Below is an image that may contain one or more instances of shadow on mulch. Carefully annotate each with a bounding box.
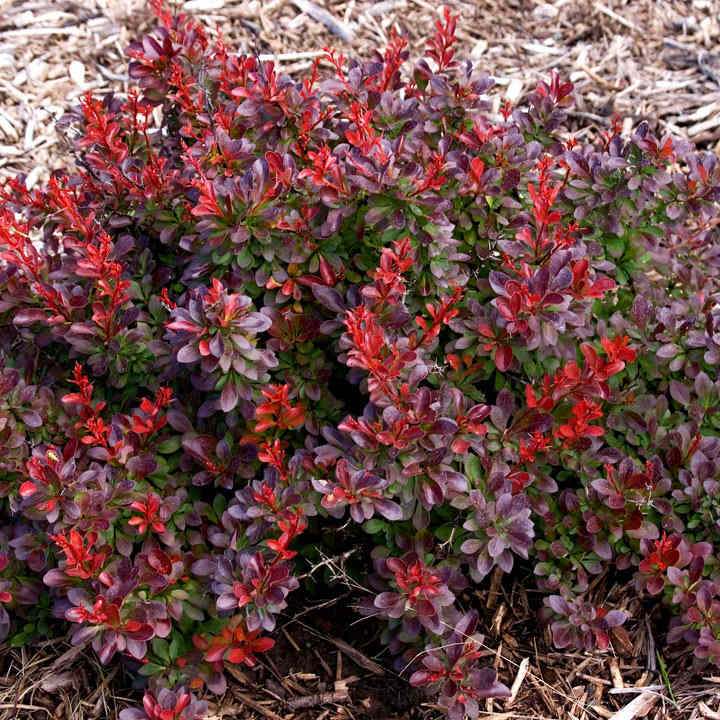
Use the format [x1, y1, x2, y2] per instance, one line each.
[0, 569, 714, 720]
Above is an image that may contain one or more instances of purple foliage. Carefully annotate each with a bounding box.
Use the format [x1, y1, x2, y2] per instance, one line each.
[1, 3, 720, 718]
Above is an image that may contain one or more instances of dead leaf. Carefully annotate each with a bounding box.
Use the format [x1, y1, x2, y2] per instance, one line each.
[40, 671, 76, 692]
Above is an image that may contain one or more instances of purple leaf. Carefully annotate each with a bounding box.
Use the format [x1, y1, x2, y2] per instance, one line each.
[657, 343, 680, 359]
[604, 610, 627, 627]
[220, 382, 239, 412]
[216, 594, 238, 611]
[177, 344, 201, 363]
[13, 309, 47, 325]
[669, 380, 690, 406]
[374, 499, 403, 521]
[311, 284, 345, 313]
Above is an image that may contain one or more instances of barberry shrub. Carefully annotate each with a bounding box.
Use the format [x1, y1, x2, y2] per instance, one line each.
[1, 3, 720, 717]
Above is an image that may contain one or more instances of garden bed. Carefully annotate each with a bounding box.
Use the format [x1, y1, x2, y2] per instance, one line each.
[1, 2, 720, 720]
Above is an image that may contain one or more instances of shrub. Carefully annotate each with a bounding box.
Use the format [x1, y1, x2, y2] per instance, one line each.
[1, 3, 720, 717]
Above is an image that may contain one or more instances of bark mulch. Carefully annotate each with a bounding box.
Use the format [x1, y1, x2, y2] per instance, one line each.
[1, 0, 720, 185]
[0, 566, 716, 719]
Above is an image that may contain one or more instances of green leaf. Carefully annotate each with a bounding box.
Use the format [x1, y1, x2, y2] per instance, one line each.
[9, 633, 31, 647]
[152, 637, 170, 663]
[364, 519, 386, 534]
[465, 454, 482, 482]
[212, 249, 232, 266]
[139, 662, 166, 677]
[212, 494, 227, 518]
[236, 247, 253, 268]
[157, 436, 182, 454]
[605, 235, 625, 258]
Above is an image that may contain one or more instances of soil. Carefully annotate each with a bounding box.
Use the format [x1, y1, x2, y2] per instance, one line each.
[0, 561, 706, 720]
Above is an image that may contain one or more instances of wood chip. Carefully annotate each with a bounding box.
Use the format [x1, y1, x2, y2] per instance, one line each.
[231, 688, 285, 720]
[505, 78, 524, 103]
[287, 679, 351, 710]
[608, 692, 658, 720]
[487, 565, 504, 610]
[366, 0, 407, 17]
[688, 113, 720, 137]
[594, 2, 641, 33]
[2, 27, 84, 38]
[700, 702, 720, 720]
[0, 111, 19, 142]
[505, 657, 529, 708]
[681, 100, 720, 122]
[326, 636, 384, 675]
[50, 641, 89, 670]
[27, 59, 49, 83]
[69, 61, 86, 86]
[522, 42, 565, 56]
[610, 658, 624, 689]
[291, 0, 354, 42]
[491, 603, 506, 636]
[184, 0, 225, 8]
[529, 670, 561, 717]
[258, 50, 326, 62]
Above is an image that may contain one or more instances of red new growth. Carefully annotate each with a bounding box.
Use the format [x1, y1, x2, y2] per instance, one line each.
[554, 398, 605, 448]
[62, 364, 122, 458]
[131, 388, 173, 436]
[519, 431, 551, 463]
[62, 363, 105, 413]
[0, 555, 10, 604]
[20, 445, 76, 516]
[204, 277, 247, 328]
[413, 152, 449, 195]
[252, 483, 278, 513]
[362, 236, 414, 306]
[639, 532, 681, 573]
[78, 92, 128, 166]
[52, 529, 106, 579]
[191, 176, 226, 218]
[0, 207, 45, 281]
[160, 288, 177, 310]
[344, 305, 415, 404]
[601, 335, 636, 366]
[522, 156, 562, 256]
[298, 145, 348, 196]
[254, 384, 306, 433]
[414, 287, 463, 347]
[388, 557, 442, 606]
[524, 336, 637, 418]
[258, 439, 290, 482]
[535, 70, 573, 106]
[367, 29, 407, 94]
[425, 7, 458, 72]
[200, 623, 275, 666]
[266, 509, 306, 561]
[345, 102, 382, 156]
[129, 493, 166, 534]
[66, 596, 153, 639]
[142, 690, 192, 720]
[570, 258, 616, 300]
